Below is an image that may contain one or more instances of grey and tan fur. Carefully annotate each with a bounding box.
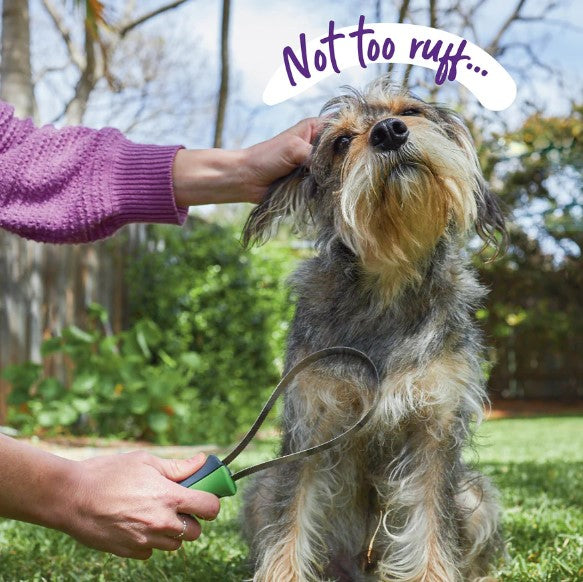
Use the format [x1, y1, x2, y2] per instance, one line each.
[241, 78, 506, 582]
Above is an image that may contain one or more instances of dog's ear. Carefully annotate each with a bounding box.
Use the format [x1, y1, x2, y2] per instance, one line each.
[242, 165, 316, 248]
[475, 179, 508, 257]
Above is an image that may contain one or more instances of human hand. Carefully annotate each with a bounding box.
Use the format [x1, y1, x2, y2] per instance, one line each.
[172, 118, 323, 207]
[59, 452, 219, 560]
[239, 117, 323, 203]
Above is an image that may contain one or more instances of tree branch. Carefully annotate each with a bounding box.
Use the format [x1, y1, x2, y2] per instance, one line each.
[41, 0, 85, 69]
[486, 0, 528, 55]
[388, 0, 412, 75]
[429, 0, 438, 28]
[33, 63, 69, 84]
[213, 0, 230, 148]
[117, 0, 191, 37]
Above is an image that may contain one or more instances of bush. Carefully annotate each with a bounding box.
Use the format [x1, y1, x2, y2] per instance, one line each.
[126, 218, 298, 442]
[4, 312, 204, 443]
[4, 218, 299, 444]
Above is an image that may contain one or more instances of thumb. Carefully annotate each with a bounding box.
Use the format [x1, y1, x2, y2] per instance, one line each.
[157, 453, 208, 482]
[288, 117, 323, 143]
[287, 137, 313, 168]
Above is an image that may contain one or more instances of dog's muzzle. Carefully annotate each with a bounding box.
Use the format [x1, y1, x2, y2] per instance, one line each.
[370, 118, 409, 151]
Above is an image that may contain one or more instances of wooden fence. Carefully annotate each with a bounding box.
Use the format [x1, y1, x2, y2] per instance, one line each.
[0, 226, 144, 423]
[488, 334, 582, 401]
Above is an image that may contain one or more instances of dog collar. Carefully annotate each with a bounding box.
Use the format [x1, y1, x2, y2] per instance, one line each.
[179, 346, 380, 498]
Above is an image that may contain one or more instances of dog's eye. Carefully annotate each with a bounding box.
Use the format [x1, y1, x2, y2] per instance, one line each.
[333, 135, 352, 155]
[400, 108, 422, 116]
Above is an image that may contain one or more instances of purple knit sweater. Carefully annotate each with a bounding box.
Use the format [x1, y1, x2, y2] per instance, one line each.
[0, 102, 187, 244]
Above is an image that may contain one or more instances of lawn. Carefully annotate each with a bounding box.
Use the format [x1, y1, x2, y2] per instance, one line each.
[0, 416, 581, 581]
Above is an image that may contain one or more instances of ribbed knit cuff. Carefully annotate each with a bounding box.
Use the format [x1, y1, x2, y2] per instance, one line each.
[109, 140, 187, 229]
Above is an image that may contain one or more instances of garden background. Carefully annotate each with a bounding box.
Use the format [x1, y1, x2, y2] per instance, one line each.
[0, 0, 581, 580]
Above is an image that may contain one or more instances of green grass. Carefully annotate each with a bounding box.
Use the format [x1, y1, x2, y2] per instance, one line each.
[0, 417, 581, 581]
[474, 417, 583, 581]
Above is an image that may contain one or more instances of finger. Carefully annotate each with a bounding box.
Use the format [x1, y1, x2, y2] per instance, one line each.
[114, 546, 153, 560]
[174, 486, 221, 521]
[287, 138, 313, 167]
[150, 535, 184, 552]
[160, 513, 202, 541]
[307, 117, 326, 142]
[289, 117, 324, 143]
[154, 453, 208, 482]
[181, 514, 203, 541]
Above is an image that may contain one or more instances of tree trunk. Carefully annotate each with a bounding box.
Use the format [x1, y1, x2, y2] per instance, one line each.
[64, 20, 97, 125]
[213, 0, 230, 148]
[0, 0, 41, 425]
[0, 0, 36, 119]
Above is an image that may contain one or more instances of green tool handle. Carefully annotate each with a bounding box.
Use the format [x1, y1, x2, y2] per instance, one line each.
[178, 455, 237, 498]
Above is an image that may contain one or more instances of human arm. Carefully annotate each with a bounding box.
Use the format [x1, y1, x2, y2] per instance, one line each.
[0, 102, 321, 244]
[0, 433, 219, 559]
[0, 102, 187, 244]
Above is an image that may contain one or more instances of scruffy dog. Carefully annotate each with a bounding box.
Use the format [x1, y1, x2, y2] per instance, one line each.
[241, 78, 506, 582]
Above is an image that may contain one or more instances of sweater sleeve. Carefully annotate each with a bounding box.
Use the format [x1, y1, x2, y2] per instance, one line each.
[0, 102, 188, 244]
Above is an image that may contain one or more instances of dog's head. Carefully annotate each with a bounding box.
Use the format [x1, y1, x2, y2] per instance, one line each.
[243, 79, 505, 277]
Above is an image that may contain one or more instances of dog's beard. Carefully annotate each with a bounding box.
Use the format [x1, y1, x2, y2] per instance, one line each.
[336, 129, 480, 274]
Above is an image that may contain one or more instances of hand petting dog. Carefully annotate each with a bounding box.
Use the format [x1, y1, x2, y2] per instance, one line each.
[172, 118, 323, 207]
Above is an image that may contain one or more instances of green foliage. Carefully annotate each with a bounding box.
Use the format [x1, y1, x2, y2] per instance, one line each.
[125, 218, 298, 442]
[500, 106, 582, 254]
[3, 218, 299, 444]
[4, 315, 202, 443]
[475, 104, 583, 399]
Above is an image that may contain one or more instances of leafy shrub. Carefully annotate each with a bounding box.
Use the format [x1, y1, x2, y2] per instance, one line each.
[3, 218, 299, 444]
[126, 218, 298, 441]
[4, 312, 204, 443]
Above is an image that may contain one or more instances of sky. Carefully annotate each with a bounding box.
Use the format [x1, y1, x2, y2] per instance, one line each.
[29, 0, 583, 149]
[158, 0, 583, 146]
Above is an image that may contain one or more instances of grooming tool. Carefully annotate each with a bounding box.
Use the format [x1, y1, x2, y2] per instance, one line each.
[179, 346, 379, 497]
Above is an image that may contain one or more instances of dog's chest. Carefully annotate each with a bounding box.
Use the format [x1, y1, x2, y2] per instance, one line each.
[290, 286, 452, 377]
[288, 254, 482, 376]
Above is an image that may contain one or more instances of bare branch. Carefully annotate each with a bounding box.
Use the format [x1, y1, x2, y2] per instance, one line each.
[486, 0, 527, 55]
[519, 15, 580, 31]
[497, 41, 556, 75]
[402, 63, 414, 89]
[51, 91, 77, 124]
[429, 0, 438, 28]
[388, 0, 411, 75]
[41, 0, 85, 69]
[33, 63, 69, 84]
[448, 0, 489, 45]
[117, 0, 191, 38]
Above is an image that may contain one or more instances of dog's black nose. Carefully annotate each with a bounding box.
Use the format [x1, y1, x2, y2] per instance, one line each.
[370, 118, 409, 151]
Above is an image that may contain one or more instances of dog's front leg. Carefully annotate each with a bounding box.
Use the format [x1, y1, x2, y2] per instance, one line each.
[249, 454, 368, 582]
[375, 423, 462, 582]
[247, 457, 328, 582]
[248, 369, 374, 582]
[372, 354, 482, 582]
